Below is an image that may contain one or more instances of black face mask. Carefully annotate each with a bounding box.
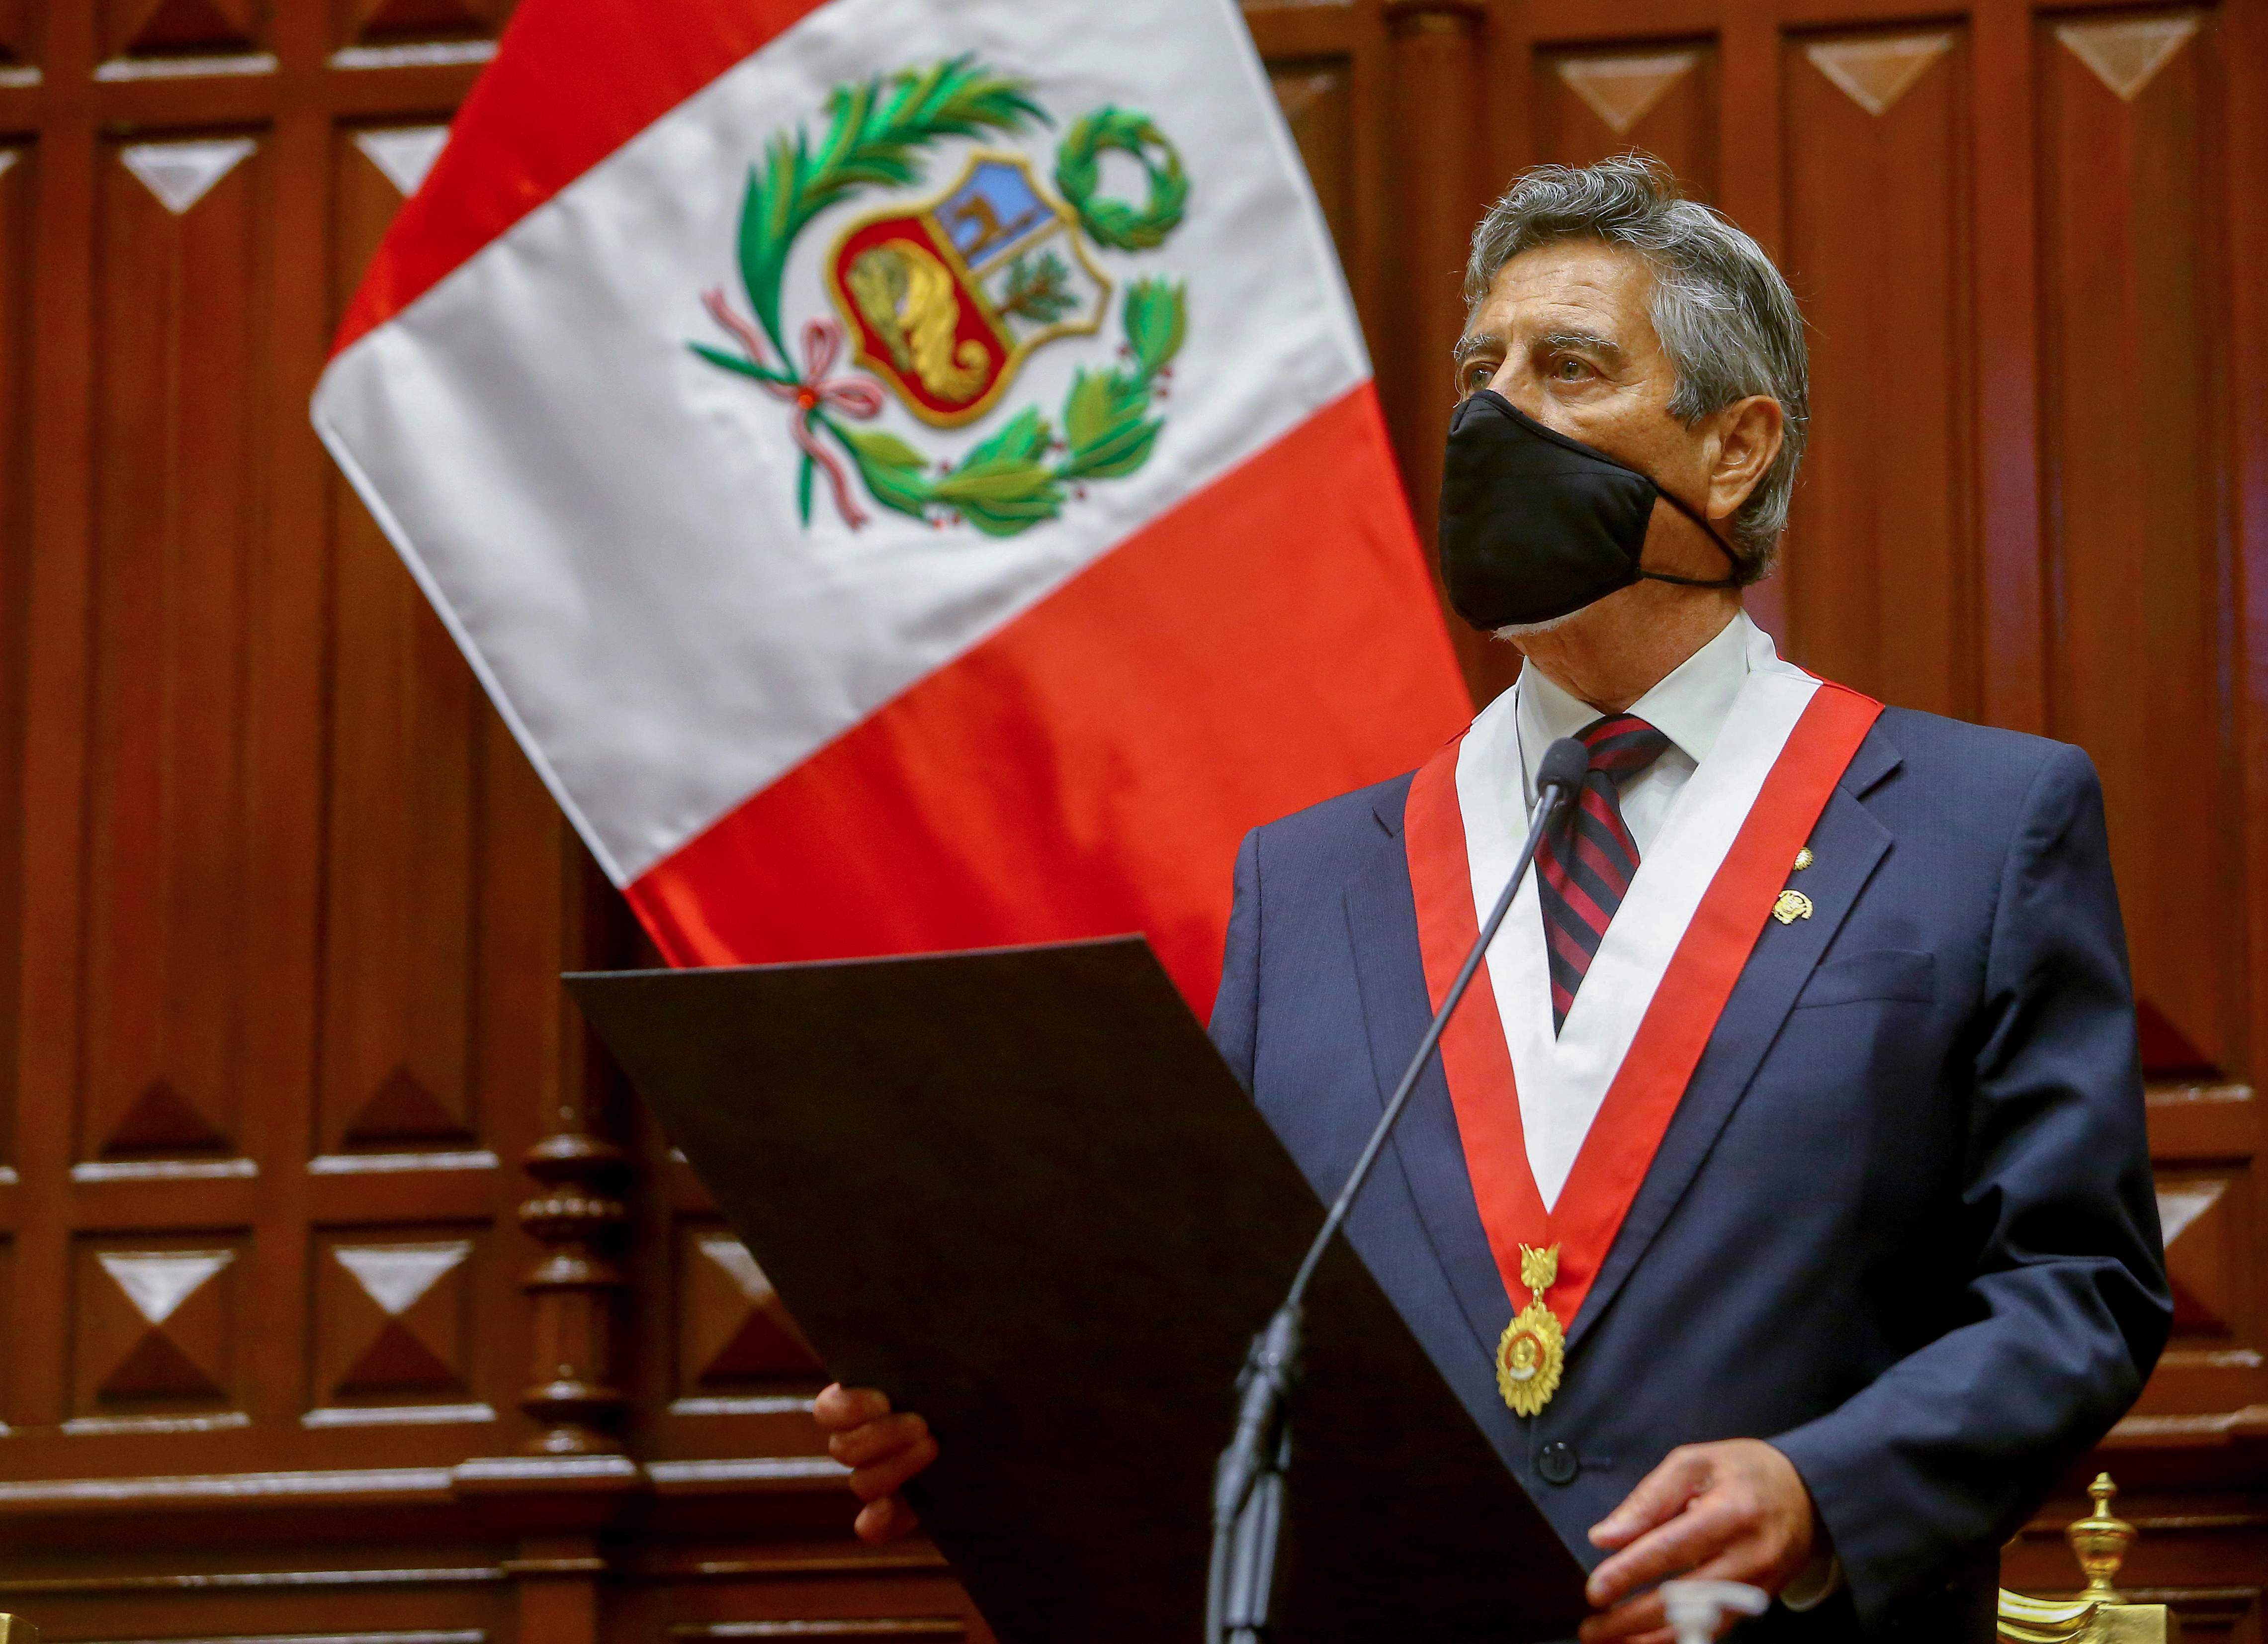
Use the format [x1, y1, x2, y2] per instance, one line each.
[1438, 388, 1741, 630]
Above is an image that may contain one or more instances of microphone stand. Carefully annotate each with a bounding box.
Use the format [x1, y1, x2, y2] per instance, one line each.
[1205, 765, 1580, 1644]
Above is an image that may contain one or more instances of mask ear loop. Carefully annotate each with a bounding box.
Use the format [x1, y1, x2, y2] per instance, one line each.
[1637, 484, 1745, 590]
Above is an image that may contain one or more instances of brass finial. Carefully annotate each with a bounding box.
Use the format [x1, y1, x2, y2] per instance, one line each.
[2067, 1472, 2135, 1601]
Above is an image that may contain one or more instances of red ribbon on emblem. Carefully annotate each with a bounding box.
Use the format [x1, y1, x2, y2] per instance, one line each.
[703, 291, 885, 529]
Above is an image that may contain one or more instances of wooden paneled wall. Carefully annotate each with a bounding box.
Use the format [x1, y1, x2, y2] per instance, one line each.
[0, 0, 2263, 1638]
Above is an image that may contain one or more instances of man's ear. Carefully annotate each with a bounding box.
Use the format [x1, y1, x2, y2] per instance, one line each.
[1707, 395, 1785, 521]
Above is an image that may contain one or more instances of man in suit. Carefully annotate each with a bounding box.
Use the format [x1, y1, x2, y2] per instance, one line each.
[816, 156, 2170, 1641]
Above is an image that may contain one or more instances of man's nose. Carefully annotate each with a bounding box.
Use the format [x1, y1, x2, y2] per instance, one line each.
[1487, 361, 1542, 410]
[1485, 365, 1557, 429]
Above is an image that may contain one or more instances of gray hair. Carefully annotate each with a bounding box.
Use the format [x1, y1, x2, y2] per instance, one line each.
[1463, 155, 1809, 578]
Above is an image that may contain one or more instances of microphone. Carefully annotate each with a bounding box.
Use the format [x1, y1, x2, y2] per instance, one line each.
[1206, 734, 1591, 1644]
[1533, 732, 1593, 809]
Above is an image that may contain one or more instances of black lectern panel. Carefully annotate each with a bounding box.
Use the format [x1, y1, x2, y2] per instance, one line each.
[568, 936, 1587, 1643]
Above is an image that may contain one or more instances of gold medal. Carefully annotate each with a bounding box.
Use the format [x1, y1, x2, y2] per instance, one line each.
[1773, 888, 1814, 924]
[1496, 1244, 1566, 1417]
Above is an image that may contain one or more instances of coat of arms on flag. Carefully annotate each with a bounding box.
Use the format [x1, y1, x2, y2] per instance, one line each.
[692, 57, 1188, 535]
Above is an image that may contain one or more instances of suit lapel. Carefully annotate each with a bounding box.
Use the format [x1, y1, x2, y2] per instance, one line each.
[1341, 792, 1513, 1367]
[1565, 725, 1903, 1353]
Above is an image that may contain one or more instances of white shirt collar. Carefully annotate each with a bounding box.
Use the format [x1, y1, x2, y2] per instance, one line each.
[1512, 609, 1761, 793]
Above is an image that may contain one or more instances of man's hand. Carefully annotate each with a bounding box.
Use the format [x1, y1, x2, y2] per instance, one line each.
[1577, 1439, 1817, 1643]
[813, 1382, 938, 1543]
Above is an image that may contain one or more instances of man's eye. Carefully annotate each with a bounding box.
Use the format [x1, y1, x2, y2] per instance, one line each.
[1460, 362, 1494, 393]
[1554, 357, 1588, 381]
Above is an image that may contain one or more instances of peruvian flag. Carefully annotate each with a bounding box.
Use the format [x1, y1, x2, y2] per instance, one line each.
[314, 0, 1469, 1007]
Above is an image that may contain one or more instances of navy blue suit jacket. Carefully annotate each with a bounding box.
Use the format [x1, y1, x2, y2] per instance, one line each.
[1209, 706, 2171, 1639]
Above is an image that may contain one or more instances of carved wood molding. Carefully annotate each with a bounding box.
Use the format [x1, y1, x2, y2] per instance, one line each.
[0, 1455, 850, 1517]
[0, 1539, 942, 1604]
[0, 1565, 508, 1598]
[2104, 1406, 2268, 1449]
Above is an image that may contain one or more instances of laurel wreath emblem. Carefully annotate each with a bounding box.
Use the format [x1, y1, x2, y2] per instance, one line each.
[1055, 107, 1188, 251]
[693, 55, 1190, 536]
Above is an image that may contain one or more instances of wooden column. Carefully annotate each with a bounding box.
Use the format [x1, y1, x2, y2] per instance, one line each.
[513, 848, 634, 1456]
[1380, 0, 1501, 707]
[1969, 0, 2047, 735]
[452, 849, 640, 1644]
[503, 1535, 611, 1644]
[517, 1125, 633, 1453]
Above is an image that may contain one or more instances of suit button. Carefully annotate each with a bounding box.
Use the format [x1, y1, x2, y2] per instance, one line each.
[1537, 1441, 1579, 1485]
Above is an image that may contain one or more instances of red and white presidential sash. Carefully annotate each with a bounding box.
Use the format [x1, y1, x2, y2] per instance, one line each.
[1404, 655, 1881, 1412]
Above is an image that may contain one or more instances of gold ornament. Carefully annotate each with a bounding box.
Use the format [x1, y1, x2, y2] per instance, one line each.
[1497, 1243, 1565, 1416]
[2068, 1473, 2134, 1601]
[1518, 1245, 1558, 1293]
[1773, 889, 1814, 924]
[1793, 846, 1814, 871]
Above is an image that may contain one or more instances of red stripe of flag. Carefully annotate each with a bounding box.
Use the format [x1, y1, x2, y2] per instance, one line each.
[335, 0, 825, 355]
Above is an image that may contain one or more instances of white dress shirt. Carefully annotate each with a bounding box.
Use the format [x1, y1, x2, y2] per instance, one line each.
[1509, 609, 1758, 847]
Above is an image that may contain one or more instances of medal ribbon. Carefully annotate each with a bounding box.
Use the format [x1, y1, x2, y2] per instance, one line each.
[1404, 682, 1883, 1332]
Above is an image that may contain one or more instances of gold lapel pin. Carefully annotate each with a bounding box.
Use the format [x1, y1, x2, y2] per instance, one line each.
[1793, 846, 1814, 872]
[1773, 889, 1814, 924]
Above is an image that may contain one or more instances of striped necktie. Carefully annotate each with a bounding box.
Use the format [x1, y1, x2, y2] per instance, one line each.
[1535, 714, 1673, 1032]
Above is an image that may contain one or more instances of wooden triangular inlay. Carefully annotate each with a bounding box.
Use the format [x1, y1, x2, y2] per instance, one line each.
[1269, 70, 1338, 128]
[354, 127, 450, 198]
[113, 0, 254, 56]
[2135, 998, 2215, 1077]
[699, 1311, 820, 1382]
[1805, 33, 1955, 116]
[2057, 14, 2197, 101]
[120, 138, 255, 215]
[103, 1078, 230, 1155]
[339, 1317, 461, 1394]
[699, 1233, 770, 1303]
[335, 1240, 469, 1316]
[346, 1065, 466, 1145]
[100, 1249, 233, 1325]
[688, 1233, 819, 1382]
[348, 0, 494, 43]
[1556, 51, 1700, 136]
[2156, 1182, 2220, 1248]
[2155, 1179, 2228, 1330]
[102, 1328, 223, 1400]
